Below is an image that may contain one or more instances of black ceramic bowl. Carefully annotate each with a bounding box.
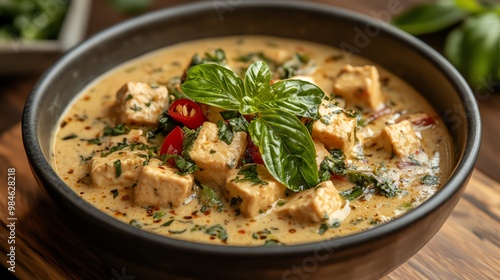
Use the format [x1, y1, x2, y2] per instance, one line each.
[22, 1, 481, 279]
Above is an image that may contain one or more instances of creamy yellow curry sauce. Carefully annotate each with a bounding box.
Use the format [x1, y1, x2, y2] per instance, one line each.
[52, 36, 453, 246]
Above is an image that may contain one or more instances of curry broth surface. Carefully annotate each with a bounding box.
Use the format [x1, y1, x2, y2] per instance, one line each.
[52, 36, 453, 246]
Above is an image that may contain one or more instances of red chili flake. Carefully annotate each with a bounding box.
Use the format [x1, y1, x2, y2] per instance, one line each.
[238, 230, 246, 234]
[203, 210, 211, 216]
[121, 195, 130, 201]
[169, 210, 176, 215]
[146, 209, 154, 216]
[289, 229, 296, 234]
[183, 216, 193, 220]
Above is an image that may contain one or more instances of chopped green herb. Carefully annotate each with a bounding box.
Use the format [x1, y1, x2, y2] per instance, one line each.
[205, 224, 228, 242]
[111, 189, 119, 199]
[160, 154, 199, 175]
[277, 200, 286, 206]
[103, 124, 130, 137]
[199, 184, 224, 212]
[86, 137, 102, 145]
[152, 211, 166, 220]
[216, 116, 249, 145]
[263, 239, 282, 246]
[340, 185, 365, 200]
[131, 104, 143, 112]
[233, 164, 268, 185]
[169, 229, 187, 234]
[407, 154, 422, 166]
[318, 223, 328, 235]
[319, 149, 347, 181]
[346, 169, 398, 198]
[125, 94, 133, 101]
[421, 174, 439, 185]
[161, 219, 175, 227]
[113, 160, 122, 178]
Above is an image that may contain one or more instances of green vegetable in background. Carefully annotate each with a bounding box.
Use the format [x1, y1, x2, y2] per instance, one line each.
[107, 0, 152, 14]
[181, 61, 324, 191]
[0, 0, 69, 41]
[392, 0, 500, 91]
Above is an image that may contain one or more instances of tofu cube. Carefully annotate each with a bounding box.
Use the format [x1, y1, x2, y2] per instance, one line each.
[367, 120, 421, 158]
[189, 122, 247, 190]
[312, 100, 357, 155]
[134, 158, 194, 208]
[333, 65, 384, 110]
[277, 181, 342, 223]
[89, 148, 148, 189]
[225, 164, 286, 218]
[112, 82, 169, 126]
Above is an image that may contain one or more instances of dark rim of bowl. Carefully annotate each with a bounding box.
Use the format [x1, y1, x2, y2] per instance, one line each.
[23, 0, 481, 256]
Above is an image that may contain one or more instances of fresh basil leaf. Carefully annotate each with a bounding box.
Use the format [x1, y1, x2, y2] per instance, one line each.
[248, 109, 318, 191]
[445, 12, 500, 89]
[181, 64, 244, 111]
[258, 80, 324, 119]
[392, 1, 468, 35]
[243, 61, 273, 111]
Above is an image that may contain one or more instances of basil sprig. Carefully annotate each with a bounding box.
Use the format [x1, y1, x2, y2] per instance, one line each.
[392, 0, 500, 90]
[181, 61, 324, 191]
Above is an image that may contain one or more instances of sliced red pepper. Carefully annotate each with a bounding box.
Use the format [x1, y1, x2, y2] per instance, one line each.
[160, 126, 184, 166]
[168, 99, 206, 129]
[247, 135, 264, 165]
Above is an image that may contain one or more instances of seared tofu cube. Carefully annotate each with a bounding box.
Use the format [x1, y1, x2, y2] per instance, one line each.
[277, 181, 342, 223]
[333, 65, 384, 110]
[89, 148, 148, 189]
[189, 122, 247, 190]
[312, 100, 357, 155]
[225, 164, 286, 218]
[134, 159, 194, 208]
[112, 82, 169, 126]
[366, 120, 421, 158]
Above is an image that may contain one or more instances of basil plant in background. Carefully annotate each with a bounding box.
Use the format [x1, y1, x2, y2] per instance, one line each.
[392, 0, 500, 91]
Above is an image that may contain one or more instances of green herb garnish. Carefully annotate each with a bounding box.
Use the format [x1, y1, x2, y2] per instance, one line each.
[421, 174, 440, 185]
[205, 224, 228, 242]
[232, 164, 269, 186]
[111, 189, 119, 199]
[199, 184, 224, 212]
[392, 0, 500, 90]
[113, 160, 122, 178]
[319, 149, 347, 182]
[103, 124, 130, 137]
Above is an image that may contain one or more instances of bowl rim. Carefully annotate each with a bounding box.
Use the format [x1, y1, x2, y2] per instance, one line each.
[22, 0, 481, 256]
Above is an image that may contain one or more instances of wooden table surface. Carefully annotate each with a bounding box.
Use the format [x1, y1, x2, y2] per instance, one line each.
[0, 0, 498, 279]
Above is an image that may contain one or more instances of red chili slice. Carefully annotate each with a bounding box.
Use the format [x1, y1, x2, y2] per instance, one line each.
[247, 135, 264, 165]
[160, 126, 184, 166]
[168, 99, 207, 129]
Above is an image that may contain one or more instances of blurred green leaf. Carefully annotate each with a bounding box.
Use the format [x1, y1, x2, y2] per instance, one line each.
[444, 12, 500, 89]
[107, 0, 152, 14]
[392, 1, 468, 35]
